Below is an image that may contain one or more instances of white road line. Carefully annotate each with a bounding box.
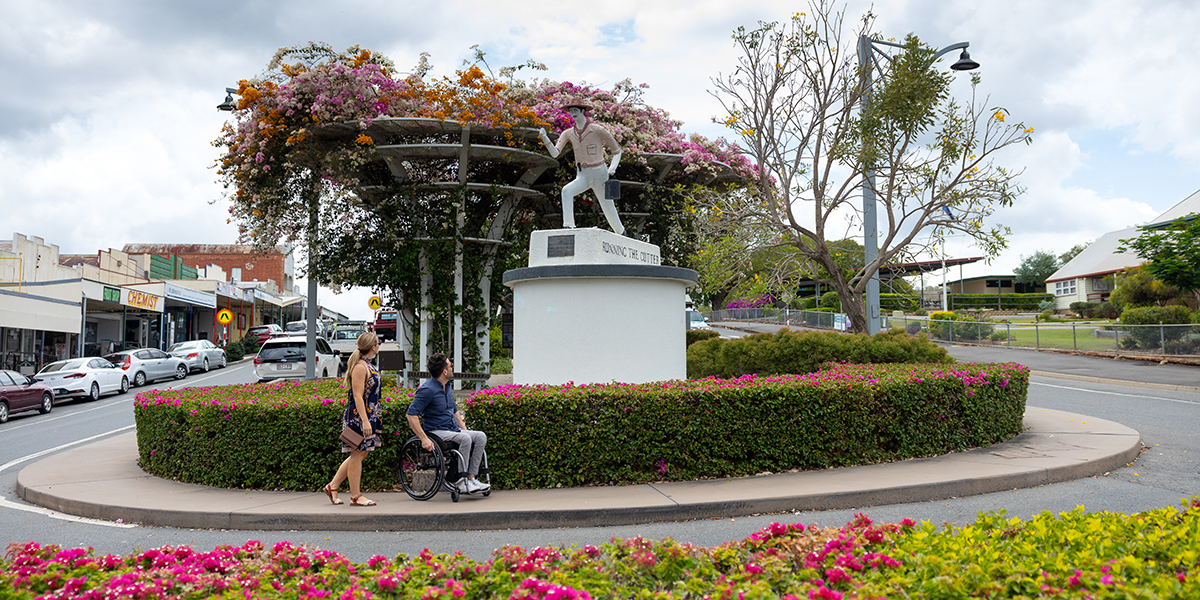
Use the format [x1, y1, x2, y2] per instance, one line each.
[1031, 380, 1200, 405]
[0, 425, 138, 528]
[0, 395, 131, 433]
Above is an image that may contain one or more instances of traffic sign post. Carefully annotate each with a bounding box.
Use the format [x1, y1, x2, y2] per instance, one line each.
[217, 309, 234, 325]
[368, 296, 383, 310]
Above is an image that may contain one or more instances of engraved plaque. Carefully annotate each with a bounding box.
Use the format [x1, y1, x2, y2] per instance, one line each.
[547, 234, 575, 258]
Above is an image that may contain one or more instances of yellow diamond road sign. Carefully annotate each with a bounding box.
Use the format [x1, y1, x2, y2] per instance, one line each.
[217, 309, 234, 325]
[368, 295, 383, 310]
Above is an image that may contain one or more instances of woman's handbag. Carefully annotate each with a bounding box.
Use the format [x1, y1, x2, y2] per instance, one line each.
[340, 426, 364, 449]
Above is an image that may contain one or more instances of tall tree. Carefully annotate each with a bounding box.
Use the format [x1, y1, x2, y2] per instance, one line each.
[1058, 242, 1090, 266]
[706, 1, 1032, 333]
[1118, 215, 1200, 305]
[1013, 250, 1059, 287]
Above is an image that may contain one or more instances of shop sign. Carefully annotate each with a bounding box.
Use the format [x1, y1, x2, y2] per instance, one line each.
[216, 281, 239, 298]
[103, 286, 121, 303]
[122, 288, 163, 312]
[164, 282, 217, 308]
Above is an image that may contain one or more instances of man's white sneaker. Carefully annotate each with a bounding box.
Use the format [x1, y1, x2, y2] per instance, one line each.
[467, 479, 490, 493]
[457, 479, 471, 493]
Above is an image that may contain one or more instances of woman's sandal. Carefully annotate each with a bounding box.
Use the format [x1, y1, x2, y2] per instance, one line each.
[323, 484, 343, 505]
[349, 495, 376, 506]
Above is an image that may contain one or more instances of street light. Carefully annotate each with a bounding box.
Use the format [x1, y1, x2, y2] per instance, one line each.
[857, 36, 979, 335]
[216, 88, 237, 112]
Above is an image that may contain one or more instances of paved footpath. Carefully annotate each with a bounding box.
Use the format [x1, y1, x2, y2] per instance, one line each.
[17, 353, 1150, 531]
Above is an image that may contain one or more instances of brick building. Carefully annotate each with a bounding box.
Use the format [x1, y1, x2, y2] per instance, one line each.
[121, 244, 293, 292]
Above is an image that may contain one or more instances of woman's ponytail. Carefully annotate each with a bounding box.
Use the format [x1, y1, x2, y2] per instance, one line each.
[343, 331, 379, 387]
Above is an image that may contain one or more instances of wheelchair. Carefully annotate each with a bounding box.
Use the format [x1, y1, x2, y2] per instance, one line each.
[398, 433, 490, 502]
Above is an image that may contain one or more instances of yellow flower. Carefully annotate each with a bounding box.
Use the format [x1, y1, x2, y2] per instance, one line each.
[741, 128, 755, 136]
[1024, 127, 1035, 133]
[993, 111, 1006, 123]
[355, 134, 373, 145]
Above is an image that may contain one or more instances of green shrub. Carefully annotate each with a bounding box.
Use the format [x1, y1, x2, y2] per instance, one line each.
[950, 293, 1052, 310]
[686, 328, 952, 379]
[135, 379, 415, 492]
[1037, 299, 1056, 312]
[913, 308, 928, 316]
[1119, 305, 1196, 349]
[928, 312, 995, 341]
[905, 321, 923, 335]
[1096, 300, 1122, 319]
[879, 293, 919, 311]
[686, 329, 720, 346]
[469, 362, 1026, 488]
[989, 331, 1008, 342]
[1069, 301, 1097, 318]
[801, 296, 817, 309]
[819, 290, 841, 310]
[222, 339, 245, 362]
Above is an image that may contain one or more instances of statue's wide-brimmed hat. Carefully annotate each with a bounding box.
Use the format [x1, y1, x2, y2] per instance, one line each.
[561, 98, 593, 112]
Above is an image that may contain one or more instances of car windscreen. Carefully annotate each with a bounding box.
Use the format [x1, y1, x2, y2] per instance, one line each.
[258, 343, 307, 361]
[688, 311, 705, 322]
[102, 353, 129, 364]
[39, 359, 86, 373]
[334, 330, 365, 340]
[285, 323, 306, 331]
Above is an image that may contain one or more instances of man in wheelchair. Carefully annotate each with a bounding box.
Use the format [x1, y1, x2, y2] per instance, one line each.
[405, 353, 490, 494]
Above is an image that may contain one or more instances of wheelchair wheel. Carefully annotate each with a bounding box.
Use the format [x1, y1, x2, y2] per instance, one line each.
[398, 436, 443, 501]
[450, 488, 460, 503]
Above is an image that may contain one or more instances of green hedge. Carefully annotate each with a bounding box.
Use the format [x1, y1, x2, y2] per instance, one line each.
[136, 361, 1024, 492]
[1119, 305, 1196, 349]
[880, 292, 919, 311]
[928, 312, 996, 341]
[467, 362, 1027, 489]
[950, 293, 1052, 310]
[685, 329, 720, 346]
[686, 328, 952, 379]
[135, 380, 415, 492]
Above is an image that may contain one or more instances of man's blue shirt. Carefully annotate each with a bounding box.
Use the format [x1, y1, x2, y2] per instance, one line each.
[407, 377, 459, 432]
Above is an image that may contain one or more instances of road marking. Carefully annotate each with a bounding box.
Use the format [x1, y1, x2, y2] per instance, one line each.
[0, 425, 138, 528]
[1031, 381, 1200, 406]
[0, 395, 131, 433]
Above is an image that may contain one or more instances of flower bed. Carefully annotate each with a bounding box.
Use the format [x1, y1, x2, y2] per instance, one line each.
[134, 380, 416, 492]
[5, 499, 1197, 599]
[467, 362, 1027, 489]
[135, 363, 1026, 492]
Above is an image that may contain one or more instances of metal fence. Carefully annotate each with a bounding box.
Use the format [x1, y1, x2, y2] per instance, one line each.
[706, 309, 1200, 358]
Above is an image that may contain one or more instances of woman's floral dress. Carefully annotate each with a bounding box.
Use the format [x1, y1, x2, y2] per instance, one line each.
[342, 360, 383, 452]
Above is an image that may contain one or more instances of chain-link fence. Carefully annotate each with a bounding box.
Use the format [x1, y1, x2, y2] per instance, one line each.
[706, 310, 1200, 358]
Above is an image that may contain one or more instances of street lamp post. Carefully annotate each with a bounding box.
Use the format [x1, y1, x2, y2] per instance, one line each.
[218, 88, 320, 379]
[856, 36, 978, 335]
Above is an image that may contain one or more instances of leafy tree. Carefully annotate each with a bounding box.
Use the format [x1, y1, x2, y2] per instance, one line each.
[1058, 242, 1090, 265]
[1108, 265, 1182, 308]
[1013, 250, 1059, 287]
[706, 1, 1032, 333]
[1118, 215, 1200, 306]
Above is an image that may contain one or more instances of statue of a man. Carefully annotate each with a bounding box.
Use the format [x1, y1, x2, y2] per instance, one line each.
[539, 101, 625, 235]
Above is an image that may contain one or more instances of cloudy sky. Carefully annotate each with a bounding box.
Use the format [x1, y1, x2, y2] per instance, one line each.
[3, 0, 1199, 318]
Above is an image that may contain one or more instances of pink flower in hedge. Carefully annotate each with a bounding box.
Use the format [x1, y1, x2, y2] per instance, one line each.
[824, 567, 851, 584]
[744, 563, 764, 575]
[808, 586, 843, 600]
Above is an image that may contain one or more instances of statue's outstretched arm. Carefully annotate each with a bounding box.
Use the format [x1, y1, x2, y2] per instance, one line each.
[539, 128, 561, 159]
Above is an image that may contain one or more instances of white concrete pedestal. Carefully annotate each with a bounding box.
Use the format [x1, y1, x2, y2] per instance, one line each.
[502, 228, 697, 385]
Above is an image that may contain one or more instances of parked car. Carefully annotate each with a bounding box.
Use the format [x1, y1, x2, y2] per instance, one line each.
[284, 320, 307, 334]
[254, 335, 340, 381]
[328, 328, 367, 374]
[0, 369, 57, 423]
[246, 323, 285, 345]
[167, 339, 228, 373]
[104, 348, 188, 387]
[373, 308, 398, 341]
[687, 309, 712, 330]
[34, 358, 129, 403]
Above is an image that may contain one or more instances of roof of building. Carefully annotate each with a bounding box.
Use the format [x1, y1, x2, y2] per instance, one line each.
[121, 243, 286, 256]
[59, 254, 99, 268]
[0, 241, 11, 252]
[1044, 227, 1144, 283]
[1144, 187, 1200, 229]
[878, 256, 984, 277]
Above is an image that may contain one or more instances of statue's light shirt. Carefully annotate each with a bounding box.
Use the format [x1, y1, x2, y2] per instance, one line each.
[554, 121, 620, 169]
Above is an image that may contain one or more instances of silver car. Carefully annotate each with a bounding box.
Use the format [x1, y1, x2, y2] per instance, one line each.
[167, 340, 228, 373]
[104, 348, 188, 387]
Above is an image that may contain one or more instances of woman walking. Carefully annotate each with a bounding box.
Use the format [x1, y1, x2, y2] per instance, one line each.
[324, 331, 382, 506]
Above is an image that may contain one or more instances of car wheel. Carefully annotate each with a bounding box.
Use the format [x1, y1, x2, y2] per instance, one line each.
[219, 353, 227, 368]
[39, 393, 53, 414]
[120, 376, 130, 394]
[134, 371, 147, 387]
[175, 364, 188, 380]
[203, 358, 210, 373]
[322, 368, 329, 378]
[89, 381, 100, 402]
[0, 402, 8, 423]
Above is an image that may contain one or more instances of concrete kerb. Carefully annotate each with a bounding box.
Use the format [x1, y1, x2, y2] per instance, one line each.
[16, 407, 1142, 531]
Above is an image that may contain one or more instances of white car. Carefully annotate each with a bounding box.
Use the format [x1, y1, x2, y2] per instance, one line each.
[167, 340, 228, 373]
[35, 357, 130, 401]
[328, 328, 367, 374]
[254, 335, 340, 381]
[687, 309, 712, 330]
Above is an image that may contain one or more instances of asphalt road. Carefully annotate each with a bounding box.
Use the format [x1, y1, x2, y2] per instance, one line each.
[1, 352, 1198, 563]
